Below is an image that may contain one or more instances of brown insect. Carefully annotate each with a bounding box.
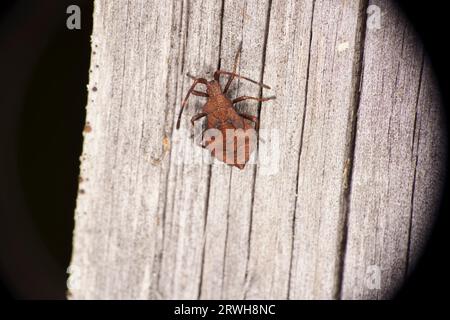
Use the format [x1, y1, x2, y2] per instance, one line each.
[176, 43, 275, 169]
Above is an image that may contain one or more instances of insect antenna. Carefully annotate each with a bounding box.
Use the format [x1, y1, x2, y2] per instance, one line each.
[215, 70, 271, 89]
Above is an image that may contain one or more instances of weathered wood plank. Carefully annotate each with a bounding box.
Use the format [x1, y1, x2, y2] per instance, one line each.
[341, 0, 428, 299]
[407, 57, 446, 274]
[69, 0, 445, 300]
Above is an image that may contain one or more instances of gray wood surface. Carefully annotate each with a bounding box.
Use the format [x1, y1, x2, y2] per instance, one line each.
[68, 0, 446, 299]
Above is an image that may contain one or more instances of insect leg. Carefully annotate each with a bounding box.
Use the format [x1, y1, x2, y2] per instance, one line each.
[187, 73, 209, 97]
[232, 95, 276, 104]
[196, 127, 209, 148]
[190, 112, 208, 127]
[218, 41, 243, 93]
[176, 77, 208, 129]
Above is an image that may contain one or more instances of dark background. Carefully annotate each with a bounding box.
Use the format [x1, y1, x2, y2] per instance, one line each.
[0, 0, 448, 300]
[0, 0, 92, 299]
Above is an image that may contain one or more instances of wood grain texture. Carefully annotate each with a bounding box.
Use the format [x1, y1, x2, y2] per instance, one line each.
[200, 0, 271, 300]
[341, 0, 445, 299]
[68, 0, 446, 300]
[245, 0, 314, 299]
